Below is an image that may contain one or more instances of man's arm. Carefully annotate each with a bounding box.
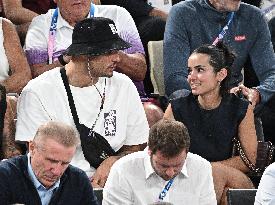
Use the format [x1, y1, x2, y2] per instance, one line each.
[249, 11, 275, 105]
[163, 5, 191, 96]
[114, 6, 147, 81]
[2, 0, 39, 42]
[2, 0, 38, 24]
[1, 19, 31, 94]
[2, 97, 22, 159]
[116, 51, 146, 81]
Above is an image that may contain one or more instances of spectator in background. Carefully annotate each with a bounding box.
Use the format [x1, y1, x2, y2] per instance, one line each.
[163, 0, 275, 110]
[2, 0, 56, 43]
[0, 121, 99, 205]
[16, 17, 149, 188]
[103, 119, 216, 205]
[0, 17, 31, 94]
[100, 0, 167, 94]
[254, 162, 275, 204]
[164, 42, 257, 204]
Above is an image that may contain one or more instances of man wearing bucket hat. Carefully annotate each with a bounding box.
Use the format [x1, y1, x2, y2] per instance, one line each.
[24, 0, 147, 98]
[15, 17, 149, 188]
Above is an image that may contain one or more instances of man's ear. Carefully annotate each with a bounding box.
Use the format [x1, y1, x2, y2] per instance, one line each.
[28, 140, 35, 154]
[217, 68, 227, 82]
[148, 149, 152, 156]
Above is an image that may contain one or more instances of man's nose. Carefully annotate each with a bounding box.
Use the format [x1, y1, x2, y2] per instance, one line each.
[51, 163, 64, 176]
[165, 167, 175, 178]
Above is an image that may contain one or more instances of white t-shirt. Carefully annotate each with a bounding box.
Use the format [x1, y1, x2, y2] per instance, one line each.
[15, 68, 149, 175]
[103, 151, 217, 205]
[0, 18, 10, 82]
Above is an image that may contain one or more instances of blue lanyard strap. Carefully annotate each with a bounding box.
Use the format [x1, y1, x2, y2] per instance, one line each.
[48, 4, 95, 63]
[212, 12, 234, 45]
[48, 8, 59, 64]
[158, 178, 174, 201]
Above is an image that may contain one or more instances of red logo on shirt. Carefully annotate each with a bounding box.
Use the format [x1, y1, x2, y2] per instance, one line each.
[235, 35, 246, 41]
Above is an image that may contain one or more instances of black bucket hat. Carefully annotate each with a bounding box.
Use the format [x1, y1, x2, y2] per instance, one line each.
[66, 17, 131, 56]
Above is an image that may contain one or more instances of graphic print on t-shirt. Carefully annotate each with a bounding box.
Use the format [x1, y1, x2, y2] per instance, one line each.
[104, 110, 117, 137]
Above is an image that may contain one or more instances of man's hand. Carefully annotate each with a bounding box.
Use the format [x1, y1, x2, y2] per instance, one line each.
[230, 84, 260, 107]
[115, 51, 146, 81]
[90, 144, 146, 188]
[90, 156, 118, 188]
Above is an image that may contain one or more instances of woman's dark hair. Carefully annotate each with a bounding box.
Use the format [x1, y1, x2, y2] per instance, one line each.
[192, 41, 236, 96]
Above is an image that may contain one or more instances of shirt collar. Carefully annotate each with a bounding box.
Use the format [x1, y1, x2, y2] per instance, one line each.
[144, 149, 189, 180]
[56, 9, 74, 30]
[27, 153, 60, 191]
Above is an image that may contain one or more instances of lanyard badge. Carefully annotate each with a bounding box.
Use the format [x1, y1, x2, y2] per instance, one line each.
[212, 12, 235, 45]
[158, 178, 175, 201]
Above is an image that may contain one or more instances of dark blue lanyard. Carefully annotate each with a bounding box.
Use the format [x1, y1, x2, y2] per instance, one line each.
[48, 4, 95, 63]
[158, 178, 174, 201]
[212, 12, 234, 45]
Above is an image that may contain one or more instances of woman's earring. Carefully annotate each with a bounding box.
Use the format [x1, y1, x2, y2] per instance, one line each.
[217, 80, 221, 87]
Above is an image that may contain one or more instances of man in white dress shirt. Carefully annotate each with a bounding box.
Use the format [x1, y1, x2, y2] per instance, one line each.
[103, 119, 217, 205]
[254, 162, 275, 205]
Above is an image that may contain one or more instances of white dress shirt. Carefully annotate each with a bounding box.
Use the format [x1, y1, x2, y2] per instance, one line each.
[254, 162, 275, 205]
[103, 150, 217, 205]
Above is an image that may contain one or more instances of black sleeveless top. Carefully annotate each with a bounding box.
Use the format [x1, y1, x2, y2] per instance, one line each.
[171, 92, 249, 162]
